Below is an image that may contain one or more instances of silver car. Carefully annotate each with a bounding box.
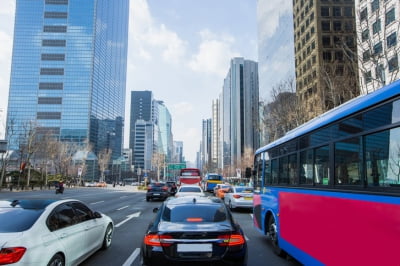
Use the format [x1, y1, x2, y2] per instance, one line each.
[223, 186, 254, 210]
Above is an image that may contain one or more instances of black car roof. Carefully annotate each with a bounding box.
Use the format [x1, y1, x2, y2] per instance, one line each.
[0, 199, 57, 210]
[166, 196, 223, 206]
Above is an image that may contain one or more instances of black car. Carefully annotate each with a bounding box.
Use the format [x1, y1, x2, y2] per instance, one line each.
[146, 182, 171, 201]
[166, 181, 178, 195]
[142, 196, 247, 266]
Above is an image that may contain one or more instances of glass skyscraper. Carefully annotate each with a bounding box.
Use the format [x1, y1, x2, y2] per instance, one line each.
[6, 0, 129, 159]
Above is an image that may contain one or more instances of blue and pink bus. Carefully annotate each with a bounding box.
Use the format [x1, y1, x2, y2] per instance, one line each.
[253, 80, 400, 265]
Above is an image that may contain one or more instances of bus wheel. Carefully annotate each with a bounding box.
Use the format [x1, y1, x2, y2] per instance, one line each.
[268, 216, 285, 257]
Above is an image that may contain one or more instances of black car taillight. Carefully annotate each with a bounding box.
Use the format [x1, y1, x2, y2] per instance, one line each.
[161, 186, 168, 192]
[0, 247, 26, 264]
[144, 234, 173, 247]
[217, 234, 245, 246]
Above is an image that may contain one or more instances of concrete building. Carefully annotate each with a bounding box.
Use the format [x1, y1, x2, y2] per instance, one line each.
[355, 0, 400, 93]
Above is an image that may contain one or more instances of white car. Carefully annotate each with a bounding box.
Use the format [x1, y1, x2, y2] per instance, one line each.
[175, 185, 205, 197]
[0, 199, 114, 266]
[223, 186, 254, 210]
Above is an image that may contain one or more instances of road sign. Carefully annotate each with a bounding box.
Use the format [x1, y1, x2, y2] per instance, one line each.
[168, 163, 186, 170]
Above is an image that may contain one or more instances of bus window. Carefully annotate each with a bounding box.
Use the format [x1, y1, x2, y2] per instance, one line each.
[279, 156, 289, 184]
[315, 145, 330, 185]
[300, 149, 313, 184]
[288, 153, 297, 184]
[335, 137, 362, 185]
[271, 159, 278, 184]
[264, 154, 271, 185]
[365, 127, 400, 187]
[254, 154, 262, 191]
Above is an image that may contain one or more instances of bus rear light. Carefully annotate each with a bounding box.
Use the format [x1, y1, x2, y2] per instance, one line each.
[0, 247, 26, 264]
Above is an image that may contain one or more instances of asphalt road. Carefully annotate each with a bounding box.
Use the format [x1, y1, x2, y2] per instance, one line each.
[0, 186, 301, 266]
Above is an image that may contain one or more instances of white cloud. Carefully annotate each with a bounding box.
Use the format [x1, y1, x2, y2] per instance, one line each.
[129, 0, 187, 64]
[172, 102, 194, 116]
[188, 29, 240, 77]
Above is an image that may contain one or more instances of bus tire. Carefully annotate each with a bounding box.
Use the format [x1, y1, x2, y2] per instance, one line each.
[268, 216, 285, 257]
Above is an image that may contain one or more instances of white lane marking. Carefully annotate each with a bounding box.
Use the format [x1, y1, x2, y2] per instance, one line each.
[90, 201, 104, 205]
[249, 213, 253, 219]
[117, 205, 129, 211]
[122, 247, 140, 266]
[245, 235, 249, 241]
[120, 195, 128, 199]
[115, 212, 141, 228]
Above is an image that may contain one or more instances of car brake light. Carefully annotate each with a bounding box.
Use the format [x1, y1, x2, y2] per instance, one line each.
[144, 234, 172, 247]
[217, 234, 245, 246]
[0, 247, 26, 264]
[186, 217, 203, 222]
[233, 195, 242, 199]
[162, 186, 168, 191]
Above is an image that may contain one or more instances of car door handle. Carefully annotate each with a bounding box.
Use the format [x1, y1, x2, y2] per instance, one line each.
[59, 233, 67, 239]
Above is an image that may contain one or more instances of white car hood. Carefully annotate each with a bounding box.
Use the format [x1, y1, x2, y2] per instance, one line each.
[0, 232, 24, 248]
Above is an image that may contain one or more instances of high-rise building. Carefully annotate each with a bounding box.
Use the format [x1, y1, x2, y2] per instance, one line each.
[6, 0, 129, 159]
[355, 0, 400, 93]
[211, 99, 220, 171]
[201, 118, 212, 172]
[221, 58, 259, 171]
[173, 141, 184, 163]
[293, 0, 359, 120]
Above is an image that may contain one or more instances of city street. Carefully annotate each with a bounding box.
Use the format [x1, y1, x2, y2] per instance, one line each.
[0, 186, 300, 266]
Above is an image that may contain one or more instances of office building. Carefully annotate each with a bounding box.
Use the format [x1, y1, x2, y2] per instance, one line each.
[6, 0, 129, 160]
[293, 0, 359, 120]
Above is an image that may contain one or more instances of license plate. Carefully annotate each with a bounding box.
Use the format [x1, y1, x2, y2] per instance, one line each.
[177, 243, 212, 252]
[153, 193, 160, 196]
[244, 197, 252, 200]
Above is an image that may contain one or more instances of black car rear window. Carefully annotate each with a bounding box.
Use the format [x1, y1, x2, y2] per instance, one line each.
[162, 204, 227, 223]
[0, 209, 44, 232]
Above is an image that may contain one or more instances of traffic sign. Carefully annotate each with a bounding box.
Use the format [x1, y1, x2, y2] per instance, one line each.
[168, 163, 186, 170]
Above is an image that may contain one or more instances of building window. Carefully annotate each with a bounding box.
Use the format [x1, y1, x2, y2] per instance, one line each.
[346, 36, 354, 48]
[322, 21, 330, 31]
[40, 68, 64, 75]
[373, 41, 382, 54]
[388, 55, 399, 72]
[371, 0, 379, 12]
[322, 36, 331, 47]
[37, 112, 62, 120]
[362, 29, 369, 42]
[38, 97, 62, 104]
[360, 7, 368, 21]
[44, 11, 68, 18]
[39, 82, 63, 90]
[333, 6, 341, 16]
[385, 8, 395, 25]
[335, 51, 344, 61]
[45, 0, 68, 4]
[372, 19, 381, 34]
[344, 6, 353, 16]
[364, 71, 372, 83]
[42, 39, 66, 47]
[335, 65, 344, 76]
[43, 25, 67, 33]
[387, 32, 397, 48]
[41, 53, 65, 61]
[333, 21, 342, 31]
[323, 51, 332, 61]
[344, 21, 353, 31]
[362, 50, 370, 62]
[321, 6, 330, 16]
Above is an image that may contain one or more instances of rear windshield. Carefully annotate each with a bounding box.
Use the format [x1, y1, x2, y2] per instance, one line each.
[236, 187, 254, 193]
[0, 209, 44, 232]
[207, 175, 222, 181]
[179, 186, 201, 192]
[162, 204, 227, 222]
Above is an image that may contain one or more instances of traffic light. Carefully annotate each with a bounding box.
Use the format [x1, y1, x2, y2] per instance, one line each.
[245, 167, 252, 178]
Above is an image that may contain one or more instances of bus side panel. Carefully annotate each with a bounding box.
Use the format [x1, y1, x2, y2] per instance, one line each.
[279, 191, 400, 265]
[253, 189, 280, 233]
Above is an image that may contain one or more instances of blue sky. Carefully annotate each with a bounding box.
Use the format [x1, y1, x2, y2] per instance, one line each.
[0, 0, 259, 163]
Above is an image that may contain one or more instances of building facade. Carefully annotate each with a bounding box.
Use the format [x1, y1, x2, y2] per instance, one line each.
[293, 0, 359, 120]
[355, 0, 400, 93]
[6, 0, 129, 159]
[221, 58, 259, 172]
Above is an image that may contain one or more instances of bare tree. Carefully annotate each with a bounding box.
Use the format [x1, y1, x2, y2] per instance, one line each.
[152, 152, 166, 181]
[0, 118, 18, 187]
[98, 148, 112, 182]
